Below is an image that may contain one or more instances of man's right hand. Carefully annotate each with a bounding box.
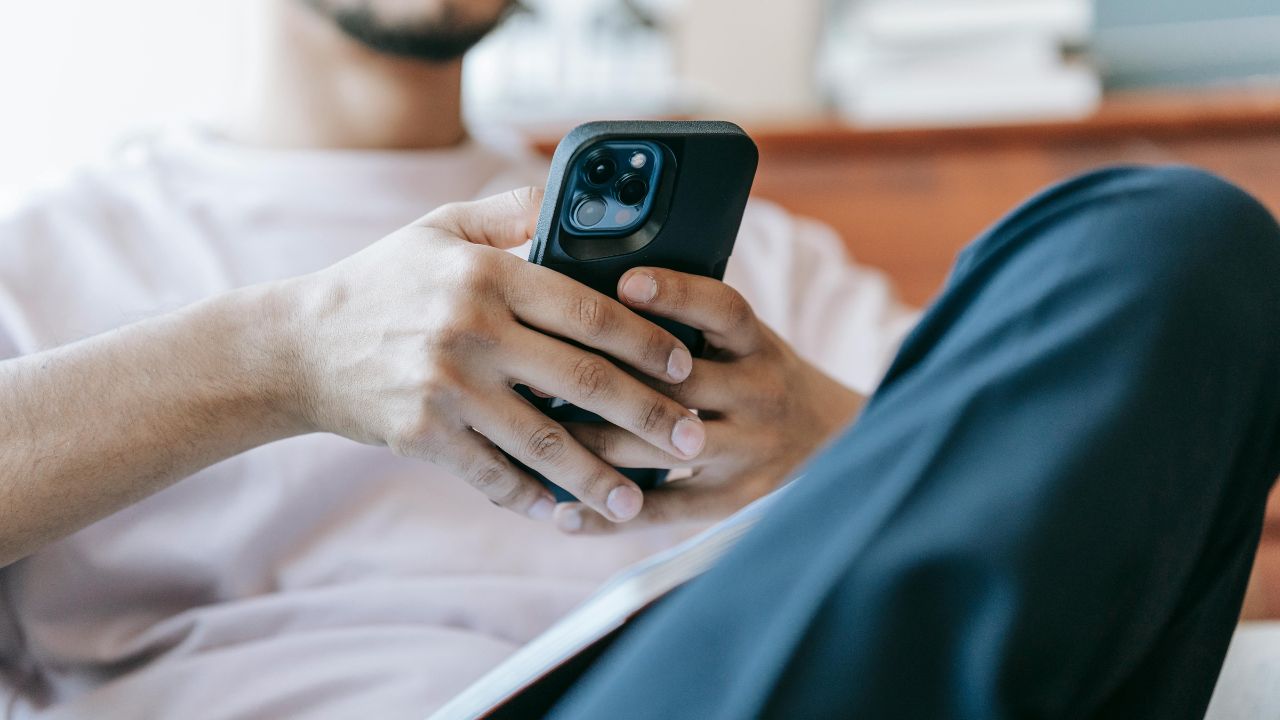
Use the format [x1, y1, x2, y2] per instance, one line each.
[283, 187, 706, 524]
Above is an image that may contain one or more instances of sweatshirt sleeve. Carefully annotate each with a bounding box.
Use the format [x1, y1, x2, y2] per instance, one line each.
[724, 199, 922, 397]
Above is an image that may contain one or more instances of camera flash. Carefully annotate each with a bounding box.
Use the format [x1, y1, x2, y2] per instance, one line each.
[629, 152, 648, 170]
[615, 208, 635, 224]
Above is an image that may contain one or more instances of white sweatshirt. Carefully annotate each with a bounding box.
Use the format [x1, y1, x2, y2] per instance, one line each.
[0, 126, 918, 718]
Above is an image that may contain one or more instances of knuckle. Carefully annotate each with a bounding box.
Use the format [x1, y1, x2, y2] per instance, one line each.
[492, 482, 526, 508]
[723, 289, 754, 329]
[452, 250, 501, 292]
[524, 423, 569, 465]
[425, 200, 465, 229]
[637, 397, 672, 435]
[644, 328, 675, 367]
[573, 294, 613, 338]
[469, 456, 514, 497]
[430, 320, 469, 352]
[575, 467, 613, 500]
[387, 416, 440, 459]
[430, 309, 500, 353]
[510, 186, 540, 212]
[414, 369, 463, 407]
[569, 356, 613, 400]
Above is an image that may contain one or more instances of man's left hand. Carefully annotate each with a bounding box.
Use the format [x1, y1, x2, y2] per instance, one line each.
[555, 267, 866, 534]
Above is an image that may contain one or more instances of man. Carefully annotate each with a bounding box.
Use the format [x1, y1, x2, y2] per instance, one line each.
[0, 2, 1276, 719]
[0, 1, 914, 716]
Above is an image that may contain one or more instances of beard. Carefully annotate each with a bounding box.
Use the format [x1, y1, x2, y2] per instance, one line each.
[302, 0, 517, 63]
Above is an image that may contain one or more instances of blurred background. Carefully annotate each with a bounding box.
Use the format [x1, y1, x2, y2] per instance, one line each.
[4, 0, 1280, 307]
[6, 1, 1280, 183]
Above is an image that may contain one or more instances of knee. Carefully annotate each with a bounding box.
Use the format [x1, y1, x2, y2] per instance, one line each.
[961, 165, 1280, 358]
[1069, 166, 1280, 319]
[964, 165, 1280, 295]
[1102, 166, 1278, 279]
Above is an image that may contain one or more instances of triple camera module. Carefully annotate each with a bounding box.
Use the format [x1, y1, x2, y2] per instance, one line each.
[564, 141, 664, 236]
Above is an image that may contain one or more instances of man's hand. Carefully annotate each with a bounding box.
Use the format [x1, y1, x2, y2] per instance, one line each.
[1, 187, 714, 566]
[554, 268, 865, 534]
[287, 189, 706, 524]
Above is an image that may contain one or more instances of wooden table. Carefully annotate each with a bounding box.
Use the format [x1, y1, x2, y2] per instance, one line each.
[741, 89, 1280, 307]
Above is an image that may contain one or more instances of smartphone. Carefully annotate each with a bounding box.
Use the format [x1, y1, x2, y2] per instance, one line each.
[518, 120, 759, 501]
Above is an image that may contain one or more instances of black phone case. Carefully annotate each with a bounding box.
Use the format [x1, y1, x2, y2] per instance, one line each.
[521, 121, 759, 500]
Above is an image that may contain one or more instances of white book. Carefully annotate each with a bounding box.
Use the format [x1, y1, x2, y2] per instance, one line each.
[856, 0, 1093, 46]
[427, 484, 793, 720]
[835, 31, 1066, 79]
[835, 64, 1102, 128]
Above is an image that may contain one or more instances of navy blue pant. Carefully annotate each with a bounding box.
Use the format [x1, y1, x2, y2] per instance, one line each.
[550, 167, 1280, 718]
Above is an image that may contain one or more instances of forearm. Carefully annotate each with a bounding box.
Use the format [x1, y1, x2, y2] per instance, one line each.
[0, 281, 306, 566]
[0, 188, 716, 559]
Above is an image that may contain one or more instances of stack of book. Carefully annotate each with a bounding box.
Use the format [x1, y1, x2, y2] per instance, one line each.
[824, 0, 1101, 127]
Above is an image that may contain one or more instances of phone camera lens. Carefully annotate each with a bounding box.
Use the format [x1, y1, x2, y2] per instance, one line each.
[616, 175, 649, 206]
[585, 155, 617, 185]
[573, 196, 607, 227]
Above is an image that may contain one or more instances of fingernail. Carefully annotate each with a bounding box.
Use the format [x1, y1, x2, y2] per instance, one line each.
[667, 347, 692, 382]
[557, 506, 584, 533]
[606, 485, 643, 521]
[621, 273, 657, 304]
[671, 417, 705, 458]
[528, 496, 555, 521]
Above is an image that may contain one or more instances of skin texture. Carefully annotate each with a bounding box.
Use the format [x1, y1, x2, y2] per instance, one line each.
[0, 190, 695, 565]
[293, 189, 708, 524]
[555, 269, 865, 534]
[0, 282, 304, 567]
[0, 0, 867, 566]
[0, 186, 862, 566]
[230, 1, 480, 150]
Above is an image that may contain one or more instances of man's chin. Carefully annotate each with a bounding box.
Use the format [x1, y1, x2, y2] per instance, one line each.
[302, 0, 515, 63]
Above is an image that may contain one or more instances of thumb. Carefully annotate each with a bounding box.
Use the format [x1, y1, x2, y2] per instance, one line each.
[421, 186, 544, 249]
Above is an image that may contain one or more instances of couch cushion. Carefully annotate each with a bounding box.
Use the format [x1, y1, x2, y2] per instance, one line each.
[1205, 622, 1280, 719]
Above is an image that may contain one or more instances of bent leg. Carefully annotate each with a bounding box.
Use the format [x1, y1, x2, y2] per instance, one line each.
[550, 167, 1280, 719]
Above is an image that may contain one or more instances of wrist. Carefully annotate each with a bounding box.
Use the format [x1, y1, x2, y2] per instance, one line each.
[201, 278, 318, 439]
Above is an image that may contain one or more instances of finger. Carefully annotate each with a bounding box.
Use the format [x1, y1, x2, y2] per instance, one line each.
[554, 484, 746, 535]
[506, 264, 694, 385]
[428, 428, 557, 521]
[627, 358, 738, 412]
[564, 420, 736, 470]
[617, 268, 762, 357]
[505, 328, 707, 461]
[418, 186, 545, 250]
[466, 394, 644, 523]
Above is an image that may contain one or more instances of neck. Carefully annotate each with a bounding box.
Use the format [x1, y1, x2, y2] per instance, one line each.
[228, 1, 466, 151]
